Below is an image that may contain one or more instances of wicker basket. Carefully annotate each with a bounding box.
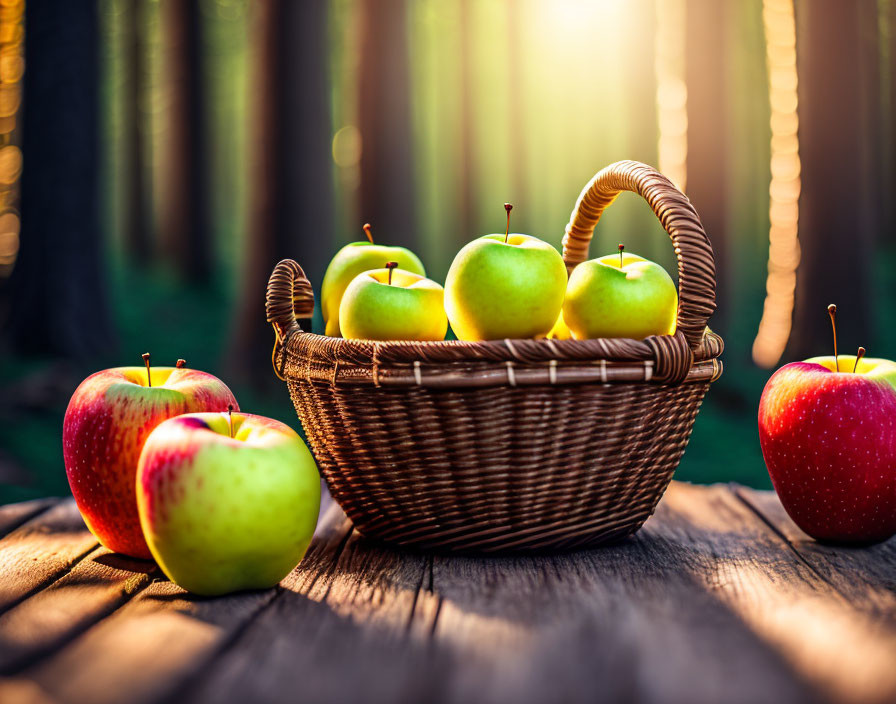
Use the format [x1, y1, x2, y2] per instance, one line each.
[266, 160, 723, 553]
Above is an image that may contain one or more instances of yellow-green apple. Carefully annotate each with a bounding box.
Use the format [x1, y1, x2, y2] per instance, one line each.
[759, 325, 896, 543]
[321, 223, 426, 337]
[136, 410, 321, 596]
[444, 204, 567, 340]
[339, 262, 448, 341]
[62, 356, 238, 558]
[563, 245, 677, 340]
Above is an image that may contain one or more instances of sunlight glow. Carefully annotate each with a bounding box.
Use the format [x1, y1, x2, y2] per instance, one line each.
[752, 0, 802, 368]
[655, 0, 687, 192]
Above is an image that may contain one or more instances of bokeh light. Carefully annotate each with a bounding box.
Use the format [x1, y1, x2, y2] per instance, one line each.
[752, 0, 802, 368]
[655, 0, 687, 193]
[0, 0, 21, 278]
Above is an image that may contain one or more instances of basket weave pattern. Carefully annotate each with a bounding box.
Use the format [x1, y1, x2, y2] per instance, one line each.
[267, 161, 723, 552]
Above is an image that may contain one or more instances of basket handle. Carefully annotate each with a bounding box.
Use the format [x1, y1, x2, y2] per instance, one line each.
[561, 160, 716, 352]
[266, 259, 314, 343]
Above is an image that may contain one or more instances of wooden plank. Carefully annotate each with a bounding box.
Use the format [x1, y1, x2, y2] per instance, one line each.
[177, 507, 438, 704]
[0, 547, 157, 674]
[423, 484, 824, 704]
[3, 503, 353, 704]
[0, 499, 98, 614]
[734, 485, 896, 620]
[2, 483, 892, 704]
[176, 483, 824, 704]
[0, 498, 58, 539]
[656, 483, 896, 704]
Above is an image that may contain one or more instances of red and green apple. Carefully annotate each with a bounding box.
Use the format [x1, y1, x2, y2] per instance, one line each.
[136, 411, 321, 595]
[63, 356, 238, 558]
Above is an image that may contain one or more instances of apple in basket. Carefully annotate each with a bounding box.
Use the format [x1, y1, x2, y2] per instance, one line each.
[63, 355, 238, 558]
[563, 244, 678, 340]
[339, 262, 448, 341]
[445, 204, 567, 340]
[321, 223, 426, 337]
[137, 409, 321, 595]
[758, 305, 896, 544]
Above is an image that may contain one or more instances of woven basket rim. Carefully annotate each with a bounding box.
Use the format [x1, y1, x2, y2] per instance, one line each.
[276, 327, 723, 388]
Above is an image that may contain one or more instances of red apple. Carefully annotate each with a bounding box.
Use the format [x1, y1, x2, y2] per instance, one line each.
[63, 358, 238, 558]
[758, 354, 896, 543]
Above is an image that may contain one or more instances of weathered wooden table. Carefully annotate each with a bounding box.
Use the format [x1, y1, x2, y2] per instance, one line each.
[0, 481, 894, 704]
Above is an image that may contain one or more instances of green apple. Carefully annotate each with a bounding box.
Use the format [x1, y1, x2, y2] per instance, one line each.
[136, 411, 320, 596]
[321, 224, 425, 337]
[339, 264, 448, 341]
[444, 233, 567, 341]
[563, 250, 677, 340]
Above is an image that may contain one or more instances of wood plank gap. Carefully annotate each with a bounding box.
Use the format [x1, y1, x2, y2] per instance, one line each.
[0, 542, 100, 618]
[179, 520, 355, 686]
[428, 594, 443, 640]
[166, 519, 357, 704]
[731, 485, 852, 604]
[0, 499, 59, 540]
[313, 525, 356, 603]
[0, 566, 158, 676]
[404, 554, 432, 634]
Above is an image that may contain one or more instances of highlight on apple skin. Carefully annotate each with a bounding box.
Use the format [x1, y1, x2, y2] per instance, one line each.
[757, 357, 896, 544]
[136, 411, 321, 596]
[62, 363, 238, 559]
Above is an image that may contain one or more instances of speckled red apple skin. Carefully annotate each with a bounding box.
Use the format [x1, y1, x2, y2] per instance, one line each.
[62, 368, 238, 558]
[758, 362, 896, 543]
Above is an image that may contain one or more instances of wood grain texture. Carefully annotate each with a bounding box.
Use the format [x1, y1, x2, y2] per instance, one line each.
[0, 547, 157, 674]
[0, 499, 97, 614]
[0, 483, 894, 704]
[0, 498, 58, 539]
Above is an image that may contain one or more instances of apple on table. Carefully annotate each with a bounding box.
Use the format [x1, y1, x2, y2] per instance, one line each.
[563, 244, 677, 341]
[321, 223, 426, 337]
[445, 204, 568, 341]
[63, 355, 238, 559]
[758, 304, 896, 544]
[137, 409, 320, 596]
[339, 262, 448, 341]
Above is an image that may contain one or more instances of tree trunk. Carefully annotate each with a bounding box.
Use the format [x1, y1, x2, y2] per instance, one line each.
[789, 0, 875, 358]
[159, 0, 211, 283]
[229, 0, 333, 388]
[686, 0, 730, 335]
[123, 0, 151, 263]
[357, 0, 416, 248]
[4, 0, 114, 361]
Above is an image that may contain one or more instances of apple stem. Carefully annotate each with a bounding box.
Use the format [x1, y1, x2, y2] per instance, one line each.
[854, 346, 866, 373]
[227, 404, 234, 438]
[827, 304, 838, 372]
[363, 223, 374, 245]
[385, 261, 398, 285]
[142, 353, 151, 387]
[618, 243, 624, 269]
[504, 203, 513, 243]
[175, 359, 186, 369]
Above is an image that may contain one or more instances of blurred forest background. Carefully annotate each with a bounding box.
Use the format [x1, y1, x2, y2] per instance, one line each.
[0, 0, 894, 503]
